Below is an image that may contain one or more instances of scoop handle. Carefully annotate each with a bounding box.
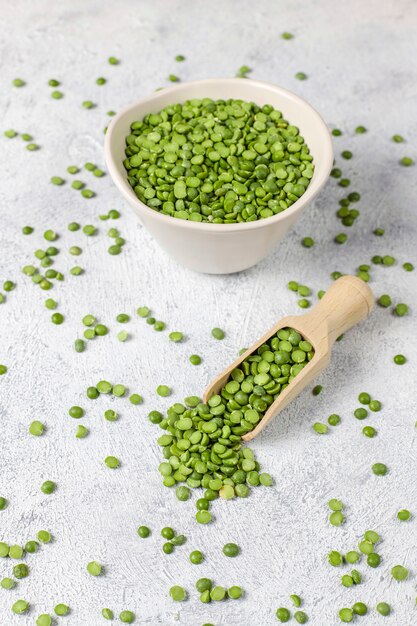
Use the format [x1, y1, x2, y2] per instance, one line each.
[306, 275, 374, 345]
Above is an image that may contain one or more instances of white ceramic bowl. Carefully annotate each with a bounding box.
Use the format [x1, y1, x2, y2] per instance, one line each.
[105, 78, 333, 274]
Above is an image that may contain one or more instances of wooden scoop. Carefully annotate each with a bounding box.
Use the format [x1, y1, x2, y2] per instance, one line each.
[203, 275, 374, 442]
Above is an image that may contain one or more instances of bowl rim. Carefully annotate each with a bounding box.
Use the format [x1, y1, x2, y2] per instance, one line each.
[104, 77, 334, 232]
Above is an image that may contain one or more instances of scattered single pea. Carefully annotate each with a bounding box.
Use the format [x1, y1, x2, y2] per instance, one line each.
[12, 600, 29, 614]
[211, 586, 226, 601]
[128, 394, 142, 406]
[176, 485, 191, 501]
[111, 383, 125, 397]
[372, 462, 387, 476]
[377, 294, 392, 308]
[157, 385, 171, 397]
[276, 607, 291, 622]
[302, 236, 314, 248]
[376, 602, 390, 616]
[75, 425, 88, 438]
[37, 530, 51, 543]
[295, 72, 307, 80]
[24, 540, 38, 553]
[29, 420, 45, 436]
[290, 594, 301, 608]
[393, 354, 406, 365]
[352, 602, 367, 615]
[196, 510, 212, 524]
[328, 499, 343, 511]
[400, 156, 414, 166]
[170, 585, 187, 601]
[345, 551, 359, 564]
[367, 552, 381, 567]
[329, 511, 345, 526]
[97, 380, 112, 393]
[362, 426, 377, 438]
[397, 509, 411, 521]
[169, 331, 184, 342]
[211, 327, 225, 341]
[41, 480, 56, 494]
[189, 550, 204, 564]
[354, 407, 368, 419]
[328, 413, 341, 426]
[102, 608, 114, 619]
[86, 561, 102, 576]
[9, 544, 24, 558]
[83, 224, 97, 236]
[162, 541, 174, 554]
[328, 550, 343, 566]
[223, 542, 240, 557]
[120, 610, 135, 623]
[334, 233, 347, 244]
[236, 65, 251, 78]
[339, 608, 353, 622]
[189, 354, 202, 365]
[228, 585, 243, 600]
[395, 303, 409, 316]
[105, 456, 120, 469]
[341, 574, 353, 587]
[382, 254, 396, 266]
[74, 338, 86, 353]
[137, 525, 150, 538]
[69, 405, 84, 419]
[51, 312, 64, 325]
[369, 399, 381, 412]
[313, 422, 328, 434]
[391, 564, 408, 581]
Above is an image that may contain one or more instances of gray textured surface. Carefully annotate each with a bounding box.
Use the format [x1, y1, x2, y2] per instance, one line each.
[1, 0, 417, 624]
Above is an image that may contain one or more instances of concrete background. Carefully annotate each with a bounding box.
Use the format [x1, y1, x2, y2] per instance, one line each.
[0, 0, 416, 624]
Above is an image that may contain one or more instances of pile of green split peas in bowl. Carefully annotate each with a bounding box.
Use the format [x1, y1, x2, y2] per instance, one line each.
[1, 39, 415, 625]
[123, 98, 315, 223]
